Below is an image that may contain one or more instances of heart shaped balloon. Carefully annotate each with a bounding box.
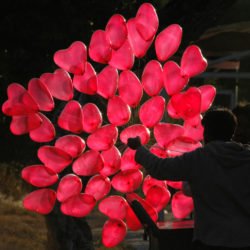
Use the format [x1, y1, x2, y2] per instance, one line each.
[23, 188, 56, 215]
[72, 62, 97, 95]
[40, 69, 73, 101]
[72, 150, 104, 176]
[61, 193, 96, 217]
[198, 85, 216, 113]
[120, 147, 141, 171]
[142, 175, 167, 195]
[22, 165, 58, 188]
[149, 143, 168, 158]
[56, 174, 83, 202]
[54, 41, 87, 75]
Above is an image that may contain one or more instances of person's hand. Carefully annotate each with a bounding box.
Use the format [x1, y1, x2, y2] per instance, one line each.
[127, 136, 142, 150]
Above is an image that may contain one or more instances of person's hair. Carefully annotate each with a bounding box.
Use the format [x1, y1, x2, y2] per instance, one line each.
[201, 107, 237, 143]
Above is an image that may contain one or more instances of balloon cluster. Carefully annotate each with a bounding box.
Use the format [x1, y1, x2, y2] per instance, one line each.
[1, 3, 216, 248]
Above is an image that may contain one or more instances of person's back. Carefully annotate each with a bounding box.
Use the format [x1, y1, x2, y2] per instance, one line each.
[127, 108, 250, 249]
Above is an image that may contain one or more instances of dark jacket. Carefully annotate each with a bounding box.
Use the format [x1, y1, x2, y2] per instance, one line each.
[135, 141, 250, 247]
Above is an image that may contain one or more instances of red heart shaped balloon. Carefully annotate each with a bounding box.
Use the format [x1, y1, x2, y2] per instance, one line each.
[99, 195, 128, 220]
[58, 100, 83, 133]
[21, 165, 58, 187]
[100, 146, 121, 177]
[23, 188, 56, 215]
[87, 124, 118, 151]
[38, 145, 72, 173]
[2, 83, 39, 116]
[120, 147, 141, 171]
[199, 85, 216, 113]
[167, 181, 183, 189]
[180, 45, 207, 78]
[40, 69, 73, 101]
[109, 39, 134, 70]
[29, 113, 56, 143]
[141, 60, 163, 96]
[127, 18, 153, 58]
[118, 70, 143, 108]
[55, 135, 86, 158]
[120, 124, 150, 145]
[111, 169, 143, 193]
[82, 103, 102, 133]
[139, 96, 165, 128]
[97, 65, 118, 99]
[28, 78, 54, 112]
[135, 3, 158, 41]
[171, 191, 194, 219]
[72, 150, 104, 176]
[85, 174, 111, 201]
[142, 175, 167, 195]
[89, 30, 112, 64]
[61, 193, 96, 217]
[10, 113, 42, 135]
[149, 143, 168, 158]
[154, 123, 184, 148]
[163, 61, 189, 96]
[107, 96, 131, 126]
[102, 219, 127, 248]
[183, 120, 204, 142]
[72, 62, 97, 95]
[166, 98, 182, 119]
[105, 14, 127, 50]
[54, 41, 87, 75]
[57, 174, 83, 202]
[155, 24, 182, 62]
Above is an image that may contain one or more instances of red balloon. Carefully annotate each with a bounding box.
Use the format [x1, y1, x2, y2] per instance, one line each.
[89, 30, 112, 64]
[10, 113, 42, 135]
[85, 174, 111, 201]
[56, 174, 83, 202]
[53, 41, 87, 75]
[109, 39, 135, 70]
[61, 193, 96, 217]
[163, 61, 189, 96]
[73, 150, 104, 176]
[2, 83, 39, 116]
[142, 175, 167, 195]
[82, 103, 102, 133]
[99, 195, 128, 220]
[139, 96, 165, 128]
[170, 87, 202, 120]
[100, 146, 121, 177]
[183, 119, 204, 142]
[171, 191, 194, 219]
[180, 45, 207, 78]
[154, 123, 184, 148]
[40, 69, 73, 101]
[149, 143, 168, 158]
[55, 135, 86, 158]
[155, 24, 182, 62]
[72, 62, 97, 95]
[135, 3, 159, 41]
[199, 85, 216, 113]
[120, 124, 150, 145]
[145, 185, 171, 212]
[97, 65, 118, 99]
[125, 203, 143, 231]
[29, 113, 56, 143]
[87, 124, 118, 151]
[111, 169, 143, 193]
[21, 165, 58, 188]
[38, 145, 72, 173]
[118, 70, 143, 108]
[102, 219, 127, 248]
[127, 18, 153, 58]
[167, 181, 183, 190]
[107, 96, 131, 126]
[58, 100, 83, 133]
[28, 78, 54, 112]
[141, 60, 163, 96]
[166, 98, 182, 119]
[23, 188, 56, 215]
[121, 148, 141, 171]
[105, 14, 127, 50]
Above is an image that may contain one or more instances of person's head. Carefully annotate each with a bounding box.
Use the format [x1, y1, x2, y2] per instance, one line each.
[202, 107, 237, 144]
[232, 103, 250, 144]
